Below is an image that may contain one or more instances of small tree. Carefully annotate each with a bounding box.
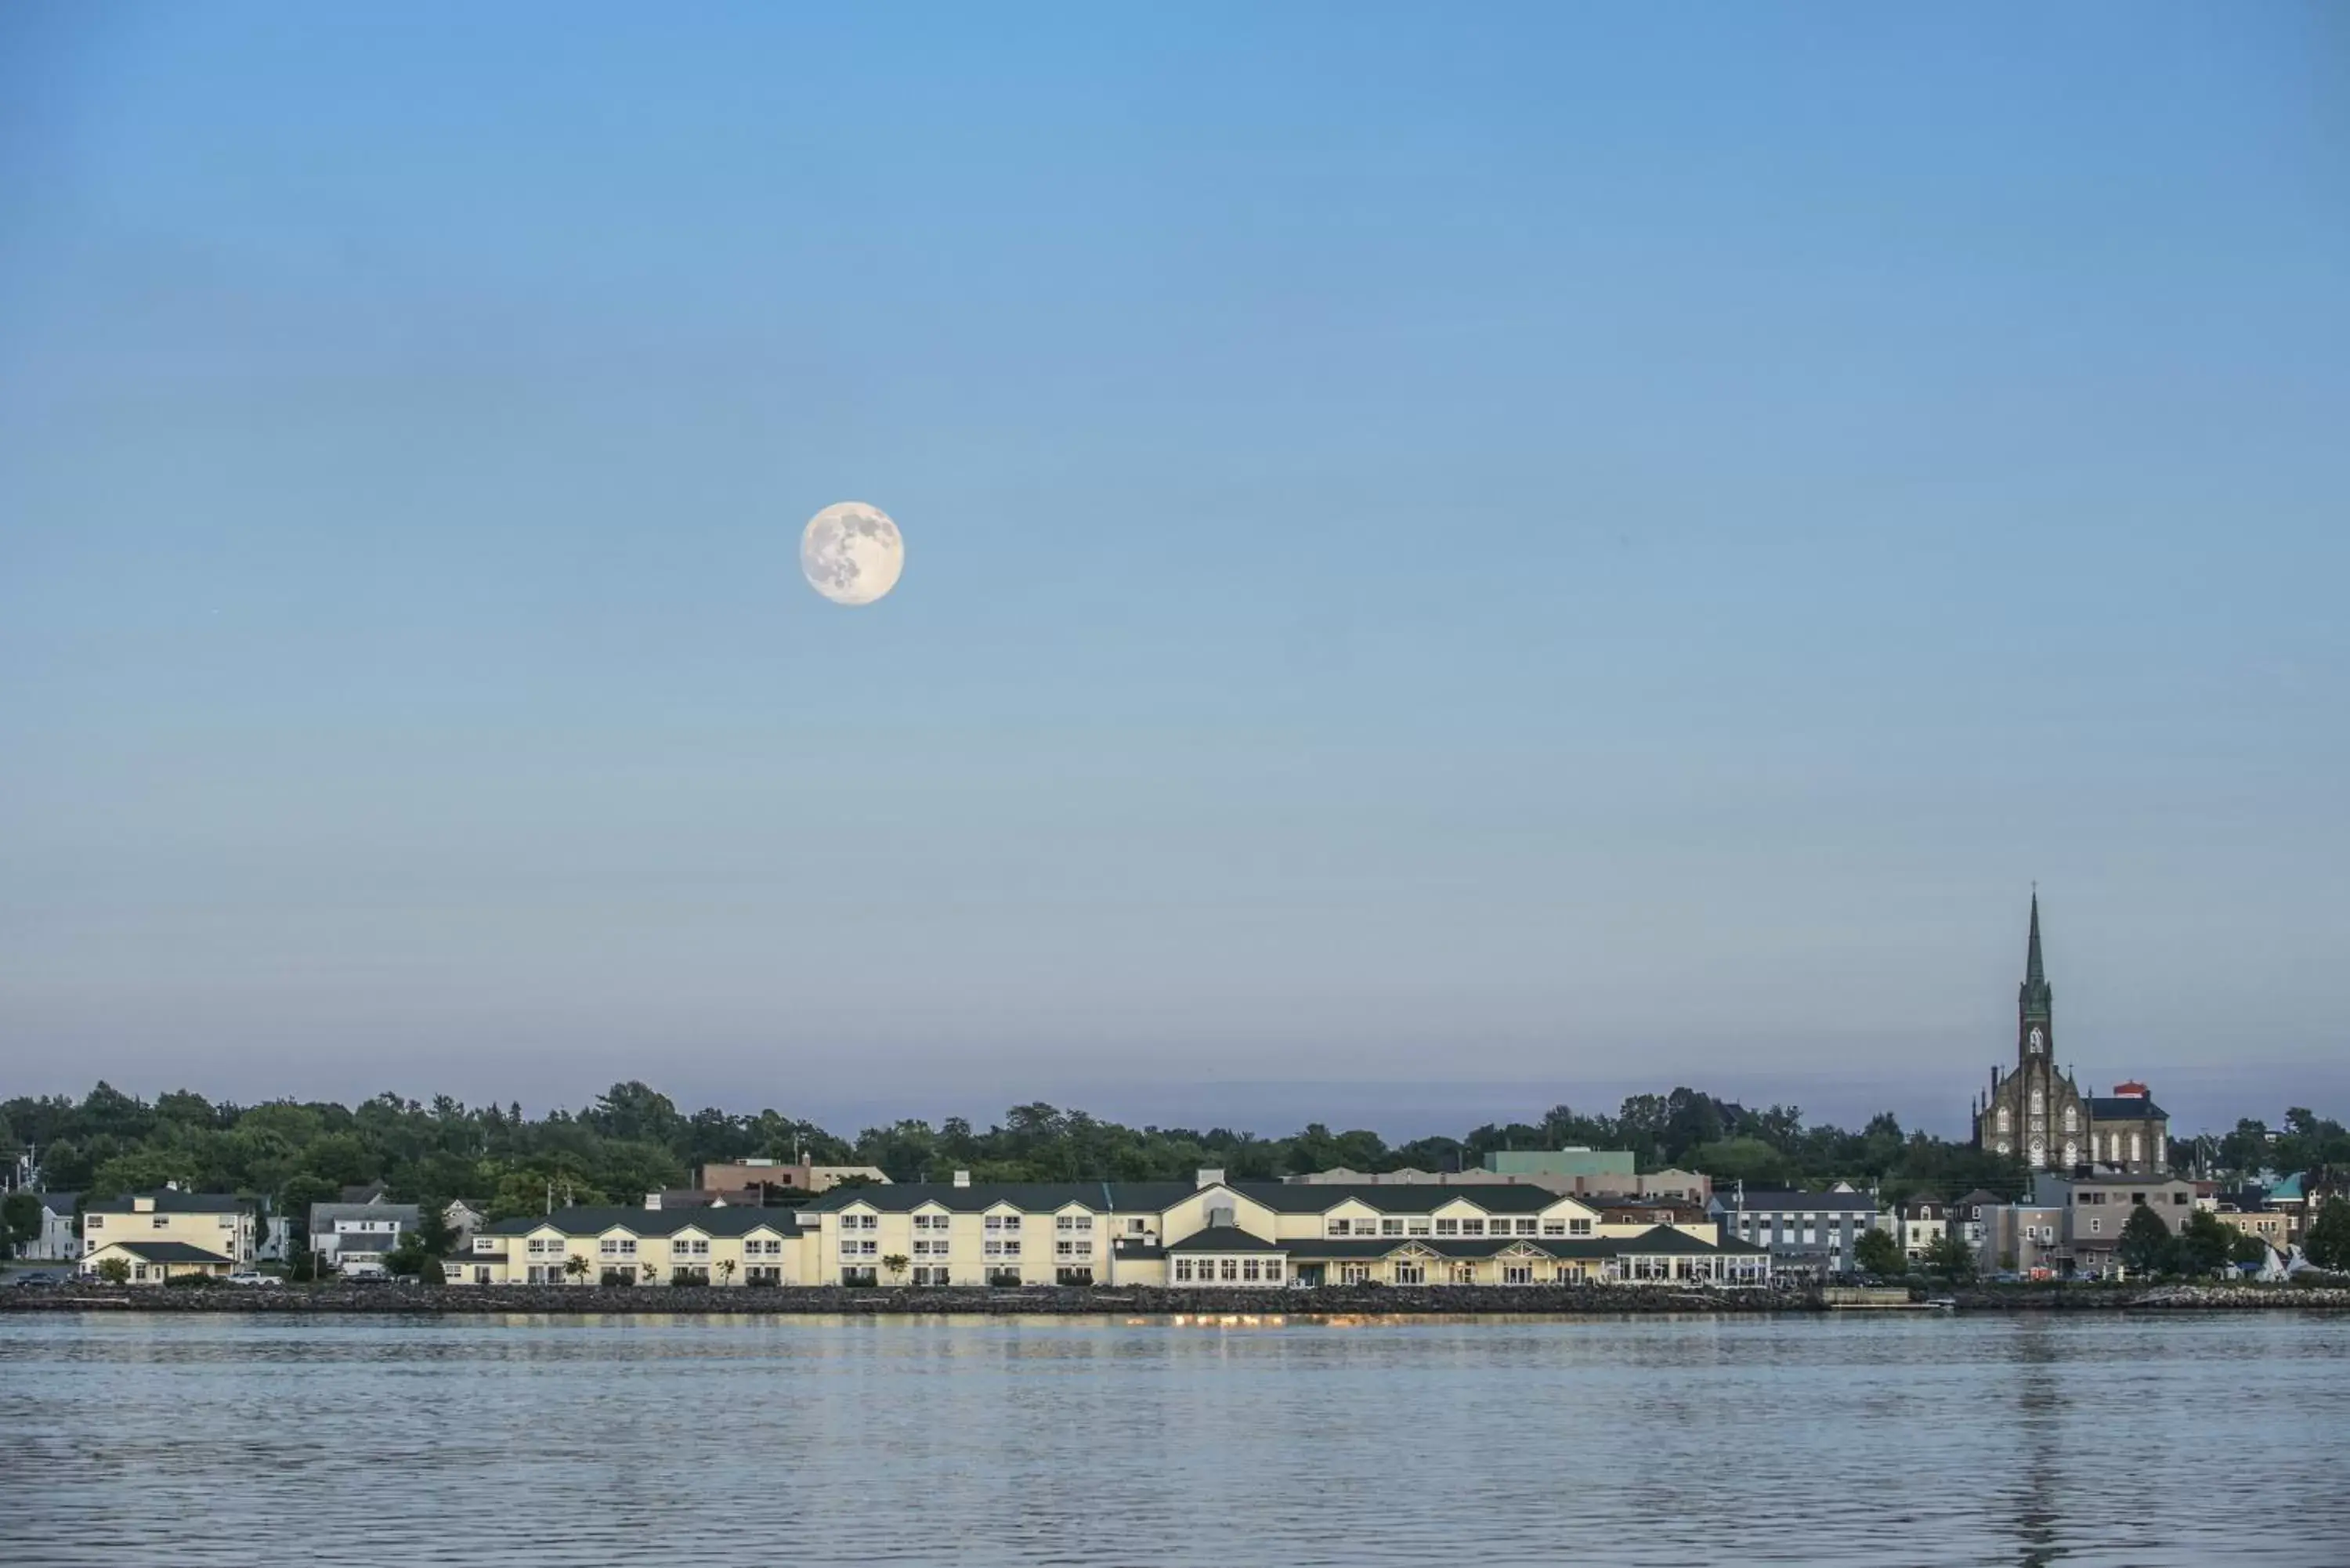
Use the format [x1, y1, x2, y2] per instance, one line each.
[715, 1259, 737, 1287]
[562, 1254, 590, 1284]
[2305, 1198, 2350, 1273]
[1853, 1228, 1904, 1277]
[1922, 1232, 1976, 1284]
[2, 1191, 42, 1259]
[883, 1253, 910, 1284]
[2117, 1205, 2175, 1277]
[96, 1256, 132, 1284]
[2173, 1211, 2236, 1277]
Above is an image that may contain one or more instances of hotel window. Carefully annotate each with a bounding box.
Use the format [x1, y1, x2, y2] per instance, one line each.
[1449, 1263, 1476, 1285]
[1327, 1219, 1352, 1237]
[1515, 1219, 1538, 1236]
[1569, 1219, 1593, 1237]
[1340, 1264, 1369, 1284]
[1381, 1219, 1404, 1237]
[1502, 1265, 1533, 1285]
[1406, 1219, 1431, 1236]
[1434, 1219, 1459, 1237]
[1542, 1220, 1565, 1236]
[1264, 1261, 1283, 1282]
[1242, 1259, 1262, 1281]
[1459, 1219, 1484, 1236]
[1056, 1214, 1092, 1232]
[1394, 1262, 1425, 1286]
[1174, 1259, 1195, 1282]
[985, 1214, 1021, 1234]
[913, 1213, 948, 1231]
[1126, 1219, 1148, 1234]
[154, 1216, 168, 1229]
[1218, 1259, 1238, 1282]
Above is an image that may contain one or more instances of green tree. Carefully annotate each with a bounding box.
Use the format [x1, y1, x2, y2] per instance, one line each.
[882, 1253, 910, 1284]
[2229, 1230, 2272, 1269]
[2117, 1205, 2175, 1277]
[1853, 1227, 1904, 1277]
[1, 1190, 41, 1258]
[1923, 1232, 1977, 1284]
[96, 1256, 131, 1284]
[2173, 1210, 2236, 1277]
[2305, 1197, 2350, 1272]
[562, 1254, 590, 1284]
[1688, 1137, 1791, 1188]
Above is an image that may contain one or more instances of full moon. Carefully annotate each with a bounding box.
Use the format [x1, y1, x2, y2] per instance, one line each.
[800, 501, 905, 606]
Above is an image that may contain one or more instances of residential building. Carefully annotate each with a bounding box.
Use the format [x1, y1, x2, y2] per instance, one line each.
[445, 1198, 488, 1248]
[1707, 1184, 1886, 1277]
[2033, 1171, 2196, 1276]
[80, 1192, 252, 1282]
[309, 1202, 421, 1277]
[1979, 1203, 2070, 1278]
[1950, 1189, 2005, 1252]
[693, 1159, 891, 1198]
[457, 1202, 807, 1285]
[1893, 1200, 1948, 1262]
[1970, 896, 2171, 1173]
[796, 1169, 1770, 1289]
[19, 1191, 81, 1262]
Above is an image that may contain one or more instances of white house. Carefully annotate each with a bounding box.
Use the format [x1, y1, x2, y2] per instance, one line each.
[308, 1201, 420, 1277]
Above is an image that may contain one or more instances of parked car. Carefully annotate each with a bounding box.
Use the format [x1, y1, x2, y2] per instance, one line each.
[7, 1270, 68, 1288]
[226, 1272, 283, 1287]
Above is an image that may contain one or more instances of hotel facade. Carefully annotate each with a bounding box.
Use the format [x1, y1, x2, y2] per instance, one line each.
[454, 1171, 1771, 1289]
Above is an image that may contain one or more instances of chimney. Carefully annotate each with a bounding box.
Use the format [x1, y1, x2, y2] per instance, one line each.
[1196, 1168, 1226, 1190]
[644, 1192, 663, 1210]
[952, 1170, 971, 1189]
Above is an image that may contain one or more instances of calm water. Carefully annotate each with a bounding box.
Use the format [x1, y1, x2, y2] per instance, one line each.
[3, 1310, 2346, 1566]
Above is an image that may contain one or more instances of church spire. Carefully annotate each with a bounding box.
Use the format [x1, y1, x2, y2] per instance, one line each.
[2018, 890, 2052, 1033]
[2025, 890, 2044, 988]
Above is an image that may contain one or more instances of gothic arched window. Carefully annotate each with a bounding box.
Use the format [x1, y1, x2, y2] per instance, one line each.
[2063, 1140, 2078, 1168]
[2129, 1133, 2143, 1164]
[2030, 1087, 2044, 1115]
[1997, 1106, 2012, 1134]
[2063, 1105, 2077, 1133]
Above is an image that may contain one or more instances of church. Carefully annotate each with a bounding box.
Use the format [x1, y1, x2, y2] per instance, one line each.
[1971, 895, 2171, 1175]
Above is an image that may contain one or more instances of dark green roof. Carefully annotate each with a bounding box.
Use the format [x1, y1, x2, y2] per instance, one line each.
[479, 1207, 803, 1239]
[103, 1241, 234, 1264]
[1165, 1226, 1281, 1255]
[85, 1191, 244, 1216]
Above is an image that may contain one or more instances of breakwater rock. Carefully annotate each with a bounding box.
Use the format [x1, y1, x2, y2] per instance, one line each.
[7, 1281, 1813, 1316]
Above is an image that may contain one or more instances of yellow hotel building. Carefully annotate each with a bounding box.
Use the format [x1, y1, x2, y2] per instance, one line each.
[457, 1171, 1770, 1289]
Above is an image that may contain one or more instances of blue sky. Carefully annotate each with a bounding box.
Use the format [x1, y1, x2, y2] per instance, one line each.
[2, 4, 2345, 1136]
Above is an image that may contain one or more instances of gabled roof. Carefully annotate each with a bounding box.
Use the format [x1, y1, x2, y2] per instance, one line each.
[478, 1206, 804, 1240]
[2088, 1096, 2169, 1122]
[85, 1191, 244, 1216]
[37, 1191, 80, 1217]
[99, 1241, 235, 1264]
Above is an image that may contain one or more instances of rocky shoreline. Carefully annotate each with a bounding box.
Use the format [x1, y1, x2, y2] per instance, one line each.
[6, 1281, 2346, 1315]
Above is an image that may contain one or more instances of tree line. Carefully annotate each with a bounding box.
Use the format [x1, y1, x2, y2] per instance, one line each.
[4, 1080, 2345, 1259]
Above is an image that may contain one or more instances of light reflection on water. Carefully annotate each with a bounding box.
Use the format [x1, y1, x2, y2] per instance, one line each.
[3, 1311, 2345, 1566]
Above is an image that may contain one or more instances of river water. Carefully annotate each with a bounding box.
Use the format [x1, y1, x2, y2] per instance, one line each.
[2, 1310, 2344, 1566]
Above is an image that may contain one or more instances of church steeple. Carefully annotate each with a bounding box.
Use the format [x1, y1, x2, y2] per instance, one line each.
[2018, 891, 2052, 1052]
[2025, 891, 2045, 988]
